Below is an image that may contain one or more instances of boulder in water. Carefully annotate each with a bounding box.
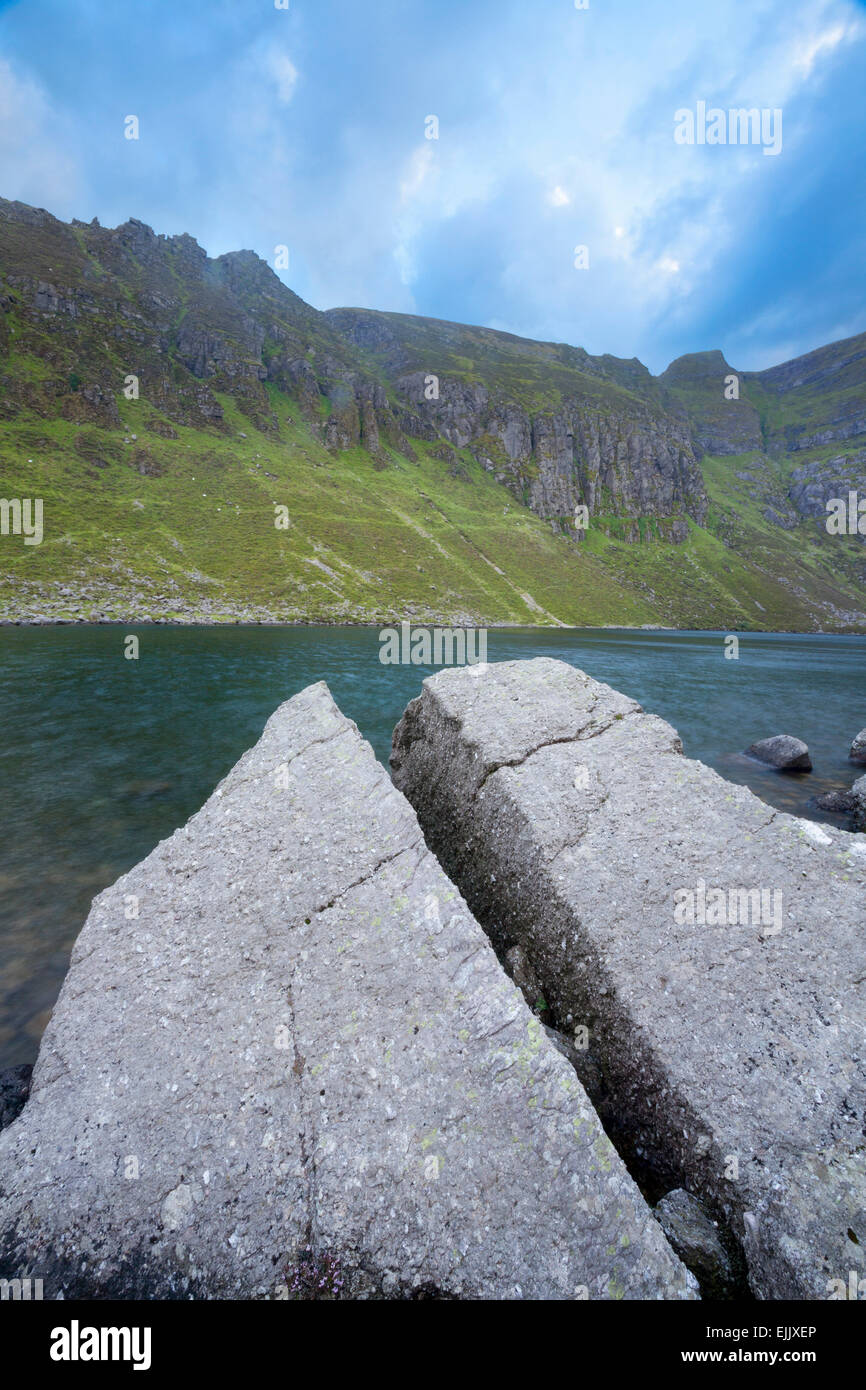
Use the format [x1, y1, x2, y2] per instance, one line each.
[812, 790, 856, 813]
[850, 729, 866, 764]
[745, 734, 812, 771]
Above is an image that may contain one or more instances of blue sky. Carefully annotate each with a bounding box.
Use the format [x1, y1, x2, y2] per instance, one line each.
[0, 0, 864, 373]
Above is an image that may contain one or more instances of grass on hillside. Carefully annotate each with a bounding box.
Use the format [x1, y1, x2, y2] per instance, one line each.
[1, 385, 864, 631]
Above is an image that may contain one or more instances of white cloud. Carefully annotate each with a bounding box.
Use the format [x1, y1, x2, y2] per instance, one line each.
[265, 50, 299, 103]
[0, 56, 82, 209]
[792, 20, 861, 77]
[175, 0, 865, 366]
[399, 144, 434, 204]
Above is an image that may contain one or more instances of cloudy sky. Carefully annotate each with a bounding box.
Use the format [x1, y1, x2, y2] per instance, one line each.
[0, 0, 864, 372]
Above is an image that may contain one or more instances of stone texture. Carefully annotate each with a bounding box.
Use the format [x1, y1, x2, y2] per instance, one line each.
[505, 943, 543, 1005]
[745, 735, 812, 771]
[813, 790, 856, 814]
[0, 681, 695, 1301]
[0, 1066, 31, 1132]
[391, 657, 866, 1300]
[850, 729, 866, 765]
[655, 1189, 741, 1299]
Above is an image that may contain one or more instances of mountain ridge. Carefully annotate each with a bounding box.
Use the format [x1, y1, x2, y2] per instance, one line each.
[0, 197, 864, 630]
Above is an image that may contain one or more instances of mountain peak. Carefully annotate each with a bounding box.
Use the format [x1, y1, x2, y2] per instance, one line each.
[659, 350, 734, 383]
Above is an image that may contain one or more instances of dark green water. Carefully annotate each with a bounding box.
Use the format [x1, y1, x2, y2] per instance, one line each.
[0, 624, 863, 1069]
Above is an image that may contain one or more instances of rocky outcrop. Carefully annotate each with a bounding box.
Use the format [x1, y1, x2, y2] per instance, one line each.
[787, 453, 866, 527]
[849, 730, 866, 764]
[745, 735, 812, 771]
[387, 370, 709, 539]
[0, 681, 696, 1301]
[391, 658, 866, 1300]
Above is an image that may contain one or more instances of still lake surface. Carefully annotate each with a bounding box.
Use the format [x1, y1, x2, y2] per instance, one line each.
[0, 624, 863, 1069]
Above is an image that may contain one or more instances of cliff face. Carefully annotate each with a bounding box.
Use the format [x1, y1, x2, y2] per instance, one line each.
[327, 307, 708, 540]
[661, 339, 866, 530]
[1, 197, 864, 629]
[395, 375, 706, 540]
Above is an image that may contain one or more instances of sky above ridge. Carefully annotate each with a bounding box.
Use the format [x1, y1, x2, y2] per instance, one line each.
[0, 0, 864, 374]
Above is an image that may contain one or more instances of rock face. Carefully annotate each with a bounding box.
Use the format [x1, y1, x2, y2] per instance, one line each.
[813, 790, 856, 814]
[0, 1065, 31, 1131]
[745, 735, 812, 771]
[391, 658, 866, 1300]
[654, 1190, 742, 1300]
[788, 453, 866, 526]
[850, 729, 866, 764]
[0, 681, 695, 1301]
[328, 311, 709, 541]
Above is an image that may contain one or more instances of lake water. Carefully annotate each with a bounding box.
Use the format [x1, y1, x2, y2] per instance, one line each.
[0, 624, 863, 1070]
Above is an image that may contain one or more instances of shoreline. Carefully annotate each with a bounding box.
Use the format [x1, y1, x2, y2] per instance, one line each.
[3, 616, 866, 636]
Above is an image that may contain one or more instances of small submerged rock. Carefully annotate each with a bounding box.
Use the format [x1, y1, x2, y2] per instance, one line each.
[120, 778, 174, 802]
[745, 735, 812, 771]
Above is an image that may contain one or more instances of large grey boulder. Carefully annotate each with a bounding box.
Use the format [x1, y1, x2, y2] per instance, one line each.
[850, 730, 866, 765]
[0, 681, 695, 1301]
[745, 734, 812, 771]
[391, 658, 866, 1300]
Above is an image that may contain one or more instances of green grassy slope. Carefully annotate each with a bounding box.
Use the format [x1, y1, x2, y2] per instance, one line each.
[4, 394, 863, 630]
[0, 393, 649, 625]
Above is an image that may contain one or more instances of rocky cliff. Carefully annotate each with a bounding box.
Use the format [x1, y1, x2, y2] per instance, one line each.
[327, 307, 708, 541]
